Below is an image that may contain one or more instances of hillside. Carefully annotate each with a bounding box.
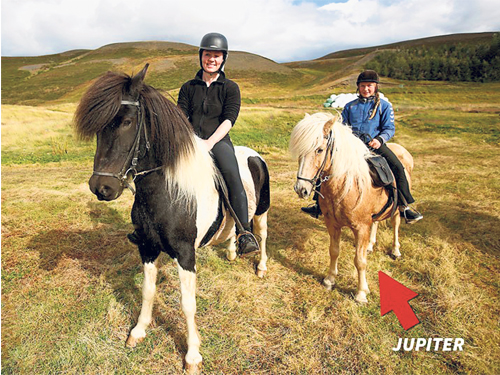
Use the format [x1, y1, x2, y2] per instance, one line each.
[317, 32, 497, 59]
[1, 41, 305, 106]
[1, 32, 497, 105]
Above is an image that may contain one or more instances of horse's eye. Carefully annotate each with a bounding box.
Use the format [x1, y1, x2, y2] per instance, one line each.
[123, 119, 133, 127]
[317, 148, 324, 154]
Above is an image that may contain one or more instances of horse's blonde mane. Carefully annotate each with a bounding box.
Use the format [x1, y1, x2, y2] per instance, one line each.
[290, 112, 374, 201]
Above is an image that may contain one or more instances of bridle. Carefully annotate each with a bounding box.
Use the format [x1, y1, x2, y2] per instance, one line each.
[92, 99, 163, 195]
[296, 130, 334, 197]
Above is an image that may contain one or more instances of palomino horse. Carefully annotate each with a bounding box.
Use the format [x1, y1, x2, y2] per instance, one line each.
[289, 112, 414, 303]
[74, 64, 270, 374]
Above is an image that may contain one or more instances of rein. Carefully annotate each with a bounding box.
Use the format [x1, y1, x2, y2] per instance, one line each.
[92, 100, 163, 195]
[296, 130, 335, 198]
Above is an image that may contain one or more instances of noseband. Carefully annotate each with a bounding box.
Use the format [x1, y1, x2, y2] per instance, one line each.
[296, 130, 334, 197]
[92, 100, 163, 195]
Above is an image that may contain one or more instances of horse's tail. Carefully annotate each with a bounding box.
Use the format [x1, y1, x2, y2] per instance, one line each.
[248, 156, 270, 216]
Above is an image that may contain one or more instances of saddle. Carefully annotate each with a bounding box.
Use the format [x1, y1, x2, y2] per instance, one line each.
[366, 155, 398, 220]
[367, 155, 394, 187]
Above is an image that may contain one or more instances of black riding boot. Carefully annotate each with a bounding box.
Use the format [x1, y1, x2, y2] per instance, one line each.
[301, 204, 321, 218]
[301, 192, 322, 218]
[400, 206, 423, 224]
[237, 224, 260, 257]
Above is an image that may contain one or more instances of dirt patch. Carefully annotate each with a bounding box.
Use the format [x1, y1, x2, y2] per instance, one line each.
[19, 64, 48, 74]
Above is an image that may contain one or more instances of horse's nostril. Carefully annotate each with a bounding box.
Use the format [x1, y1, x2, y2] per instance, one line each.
[99, 185, 111, 197]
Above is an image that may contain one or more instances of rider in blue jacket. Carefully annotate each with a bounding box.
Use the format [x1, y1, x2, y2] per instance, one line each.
[302, 70, 423, 224]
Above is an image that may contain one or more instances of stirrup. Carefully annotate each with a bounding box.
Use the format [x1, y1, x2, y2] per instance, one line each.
[400, 207, 423, 224]
[236, 231, 260, 257]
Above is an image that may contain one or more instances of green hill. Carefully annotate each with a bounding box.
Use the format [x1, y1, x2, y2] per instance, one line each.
[1, 32, 497, 105]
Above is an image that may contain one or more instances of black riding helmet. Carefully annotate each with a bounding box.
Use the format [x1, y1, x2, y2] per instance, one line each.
[199, 32, 228, 72]
[357, 70, 380, 85]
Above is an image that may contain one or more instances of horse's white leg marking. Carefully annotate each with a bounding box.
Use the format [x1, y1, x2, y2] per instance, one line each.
[391, 213, 402, 257]
[323, 225, 341, 290]
[126, 261, 157, 347]
[253, 213, 268, 278]
[353, 226, 370, 303]
[367, 221, 378, 252]
[177, 263, 202, 371]
[226, 233, 238, 261]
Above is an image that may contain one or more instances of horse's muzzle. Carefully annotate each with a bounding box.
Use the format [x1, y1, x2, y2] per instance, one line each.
[89, 175, 123, 201]
[294, 179, 312, 199]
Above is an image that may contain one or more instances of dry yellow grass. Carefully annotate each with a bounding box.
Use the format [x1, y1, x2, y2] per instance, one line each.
[2, 98, 500, 374]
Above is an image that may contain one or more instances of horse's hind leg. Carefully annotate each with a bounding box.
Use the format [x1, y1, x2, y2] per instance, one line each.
[226, 234, 238, 261]
[126, 260, 158, 347]
[390, 213, 402, 258]
[253, 213, 268, 278]
[367, 221, 379, 252]
[323, 222, 341, 290]
[353, 226, 371, 303]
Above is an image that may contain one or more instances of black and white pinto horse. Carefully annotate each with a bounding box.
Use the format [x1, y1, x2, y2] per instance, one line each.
[74, 64, 270, 373]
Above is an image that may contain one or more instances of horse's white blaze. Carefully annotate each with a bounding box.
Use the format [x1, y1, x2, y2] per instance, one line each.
[294, 156, 315, 198]
[177, 262, 202, 367]
[129, 262, 158, 340]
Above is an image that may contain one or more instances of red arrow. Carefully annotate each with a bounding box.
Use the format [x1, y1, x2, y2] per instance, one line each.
[379, 271, 420, 330]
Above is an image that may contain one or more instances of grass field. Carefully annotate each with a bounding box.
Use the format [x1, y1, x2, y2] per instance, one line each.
[2, 81, 500, 374]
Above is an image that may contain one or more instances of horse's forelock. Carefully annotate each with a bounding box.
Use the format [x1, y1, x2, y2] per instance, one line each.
[74, 71, 130, 140]
[289, 112, 335, 159]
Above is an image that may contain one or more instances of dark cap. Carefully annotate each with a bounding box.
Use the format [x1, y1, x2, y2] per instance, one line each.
[199, 33, 228, 52]
[357, 70, 379, 84]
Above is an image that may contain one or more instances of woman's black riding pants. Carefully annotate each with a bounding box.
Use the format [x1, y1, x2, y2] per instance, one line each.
[211, 139, 250, 232]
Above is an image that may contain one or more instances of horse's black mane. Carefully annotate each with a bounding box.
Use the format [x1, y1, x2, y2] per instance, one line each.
[74, 70, 195, 168]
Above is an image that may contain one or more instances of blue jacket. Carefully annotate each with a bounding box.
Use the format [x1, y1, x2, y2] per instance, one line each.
[341, 96, 395, 144]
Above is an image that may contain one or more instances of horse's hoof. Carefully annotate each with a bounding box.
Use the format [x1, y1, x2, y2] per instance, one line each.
[185, 361, 203, 375]
[256, 269, 266, 278]
[355, 292, 368, 304]
[323, 279, 334, 291]
[226, 251, 237, 262]
[389, 253, 401, 260]
[125, 335, 144, 348]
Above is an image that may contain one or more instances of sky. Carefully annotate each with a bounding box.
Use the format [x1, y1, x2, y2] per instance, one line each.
[2, 0, 499, 62]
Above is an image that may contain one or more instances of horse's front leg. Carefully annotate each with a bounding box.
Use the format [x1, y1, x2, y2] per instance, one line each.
[177, 262, 202, 374]
[126, 260, 158, 347]
[353, 226, 371, 303]
[367, 221, 379, 252]
[323, 220, 341, 290]
[390, 213, 402, 258]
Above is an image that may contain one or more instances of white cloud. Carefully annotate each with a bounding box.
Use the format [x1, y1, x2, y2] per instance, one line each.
[1, 0, 499, 62]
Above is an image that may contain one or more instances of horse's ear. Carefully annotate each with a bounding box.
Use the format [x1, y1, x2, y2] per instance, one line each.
[323, 118, 335, 136]
[323, 113, 340, 135]
[130, 64, 149, 98]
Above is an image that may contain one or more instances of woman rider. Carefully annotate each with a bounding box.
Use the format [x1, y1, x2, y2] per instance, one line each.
[302, 70, 423, 224]
[177, 32, 260, 255]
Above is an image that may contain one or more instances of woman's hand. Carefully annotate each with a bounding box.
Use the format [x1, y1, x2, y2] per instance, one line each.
[368, 138, 382, 149]
[202, 139, 214, 151]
